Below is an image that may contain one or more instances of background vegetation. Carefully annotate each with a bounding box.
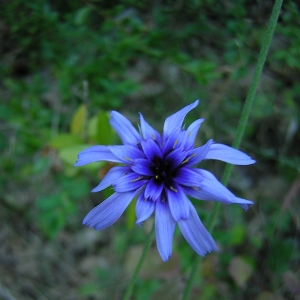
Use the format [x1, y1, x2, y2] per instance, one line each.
[0, 0, 299, 299]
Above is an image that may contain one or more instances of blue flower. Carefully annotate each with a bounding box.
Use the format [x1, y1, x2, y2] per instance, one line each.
[75, 100, 255, 261]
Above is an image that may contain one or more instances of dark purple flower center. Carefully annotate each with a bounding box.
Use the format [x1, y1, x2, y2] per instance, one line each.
[152, 156, 176, 186]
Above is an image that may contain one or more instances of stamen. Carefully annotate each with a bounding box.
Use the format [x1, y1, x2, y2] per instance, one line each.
[170, 186, 178, 192]
[151, 134, 156, 140]
[155, 175, 160, 179]
[130, 176, 143, 182]
[125, 156, 133, 161]
[181, 153, 197, 165]
[193, 187, 199, 190]
[173, 139, 179, 149]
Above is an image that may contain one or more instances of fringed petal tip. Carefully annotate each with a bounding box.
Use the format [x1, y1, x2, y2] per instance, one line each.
[135, 222, 143, 228]
[82, 219, 92, 227]
[231, 196, 254, 211]
[237, 201, 254, 211]
[161, 254, 172, 262]
[198, 245, 219, 257]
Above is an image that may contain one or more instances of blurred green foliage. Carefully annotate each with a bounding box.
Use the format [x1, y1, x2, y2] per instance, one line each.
[0, 0, 300, 299]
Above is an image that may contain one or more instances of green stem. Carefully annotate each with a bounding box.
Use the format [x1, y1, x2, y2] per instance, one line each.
[181, 0, 283, 299]
[123, 222, 155, 300]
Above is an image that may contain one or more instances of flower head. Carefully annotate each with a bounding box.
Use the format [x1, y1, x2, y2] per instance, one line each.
[75, 100, 255, 261]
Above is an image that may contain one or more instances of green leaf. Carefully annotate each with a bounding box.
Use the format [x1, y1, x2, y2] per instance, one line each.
[70, 104, 87, 136]
[78, 283, 100, 297]
[60, 177, 90, 199]
[49, 134, 82, 150]
[126, 198, 136, 230]
[74, 7, 91, 26]
[36, 193, 72, 239]
[226, 225, 246, 246]
[32, 157, 51, 174]
[88, 115, 98, 143]
[59, 144, 90, 166]
[96, 111, 114, 145]
[179, 60, 219, 85]
[36, 194, 61, 210]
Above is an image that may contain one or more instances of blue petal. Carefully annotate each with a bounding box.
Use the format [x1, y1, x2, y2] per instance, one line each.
[92, 166, 131, 192]
[109, 145, 145, 163]
[144, 178, 164, 201]
[83, 191, 137, 229]
[173, 167, 203, 187]
[113, 172, 148, 192]
[131, 158, 154, 176]
[135, 192, 155, 224]
[139, 113, 161, 144]
[183, 169, 254, 209]
[163, 127, 187, 154]
[183, 139, 213, 167]
[110, 111, 141, 145]
[141, 138, 163, 160]
[165, 148, 186, 170]
[74, 146, 122, 166]
[234, 200, 252, 211]
[178, 201, 218, 256]
[166, 185, 190, 222]
[185, 118, 205, 149]
[163, 100, 199, 138]
[155, 198, 176, 262]
[204, 143, 256, 165]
